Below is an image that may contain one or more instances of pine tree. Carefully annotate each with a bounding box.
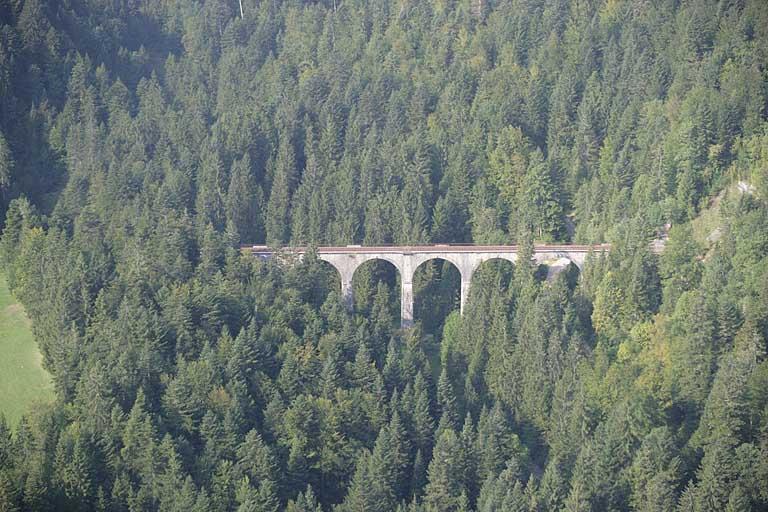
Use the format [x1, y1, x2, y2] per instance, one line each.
[625, 248, 661, 319]
[411, 449, 427, 501]
[286, 485, 323, 512]
[370, 282, 395, 359]
[412, 373, 435, 453]
[424, 429, 464, 512]
[437, 368, 459, 431]
[389, 410, 412, 503]
[286, 438, 311, 500]
[121, 389, 159, 482]
[525, 476, 540, 512]
[0, 199, 27, 273]
[235, 477, 280, 512]
[156, 436, 190, 511]
[398, 140, 433, 244]
[513, 228, 537, 289]
[341, 450, 375, 512]
[458, 414, 478, 506]
[0, 469, 20, 512]
[677, 482, 697, 511]
[54, 427, 95, 509]
[659, 224, 702, 311]
[255, 480, 281, 512]
[351, 341, 379, 393]
[518, 150, 563, 241]
[487, 126, 534, 212]
[539, 460, 566, 511]
[0, 415, 12, 471]
[368, 427, 397, 511]
[716, 300, 742, 349]
[319, 348, 342, 398]
[266, 136, 297, 245]
[195, 143, 227, 232]
[724, 485, 751, 512]
[591, 271, 625, 341]
[563, 478, 591, 512]
[291, 124, 327, 245]
[629, 428, 680, 512]
[236, 430, 278, 486]
[226, 154, 263, 244]
[0, 131, 13, 191]
[476, 403, 524, 483]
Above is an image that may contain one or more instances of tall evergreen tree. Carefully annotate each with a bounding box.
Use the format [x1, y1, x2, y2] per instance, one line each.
[266, 136, 297, 245]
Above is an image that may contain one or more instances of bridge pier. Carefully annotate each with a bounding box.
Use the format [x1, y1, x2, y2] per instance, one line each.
[460, 275, 472, 315]
[401, 281, 414, 328]
[340, 278, 354, 310]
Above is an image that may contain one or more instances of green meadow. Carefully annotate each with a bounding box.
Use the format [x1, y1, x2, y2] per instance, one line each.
[0, 272, 53, 426]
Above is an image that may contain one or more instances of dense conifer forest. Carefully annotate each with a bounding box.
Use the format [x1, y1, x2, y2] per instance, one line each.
[1, 0, 768, 510]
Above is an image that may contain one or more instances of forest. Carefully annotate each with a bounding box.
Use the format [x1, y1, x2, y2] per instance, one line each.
[1, 0, 768, 510]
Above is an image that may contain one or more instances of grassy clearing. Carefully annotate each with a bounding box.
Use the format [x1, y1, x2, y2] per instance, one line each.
[0, 271, 53, 426]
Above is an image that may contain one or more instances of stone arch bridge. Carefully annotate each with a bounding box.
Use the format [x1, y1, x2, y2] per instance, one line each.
[247, 244, 610, 328]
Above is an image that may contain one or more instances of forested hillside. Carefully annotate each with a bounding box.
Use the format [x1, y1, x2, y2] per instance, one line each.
[1, 0, 768, 510]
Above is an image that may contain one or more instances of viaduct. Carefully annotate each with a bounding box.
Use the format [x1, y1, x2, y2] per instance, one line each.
[247, 244, 611, 328]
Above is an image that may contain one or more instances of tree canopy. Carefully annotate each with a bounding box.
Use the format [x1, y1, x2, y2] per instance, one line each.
[1, 0, 768, 510]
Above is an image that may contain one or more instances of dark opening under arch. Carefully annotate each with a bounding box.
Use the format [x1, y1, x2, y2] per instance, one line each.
[413, 258, 461, 335]
[351, 258, 401, 326]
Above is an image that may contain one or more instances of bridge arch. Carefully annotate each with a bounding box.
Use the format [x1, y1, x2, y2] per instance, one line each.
[471, 257, 516, 286]
[412, 257, 462, 333]
[409, 253, 466, 278]
[558, 260, 582, 289]
[317, 253, 404, 311]
[530, 254, 583, 283]
[532, 252, 586, 271]
[349, 258, 402, 320]
[456, 253, 517, 314]
[350, 254, 405, 276]
[305, 256, 344, 306]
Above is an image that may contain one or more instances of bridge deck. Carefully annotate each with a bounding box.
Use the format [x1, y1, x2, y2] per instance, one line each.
[246, 244, 611, 254]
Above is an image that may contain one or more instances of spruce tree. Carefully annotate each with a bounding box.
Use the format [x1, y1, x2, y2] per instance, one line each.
[437, 368, 459, 431]
[412, 373, 435, 453]
[424, 429, 464, 512]
[286, 485, 323, 512]
[266, 136, 297, 245]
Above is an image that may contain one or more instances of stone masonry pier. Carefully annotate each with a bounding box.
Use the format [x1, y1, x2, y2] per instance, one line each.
[247, 244, 610, 328]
